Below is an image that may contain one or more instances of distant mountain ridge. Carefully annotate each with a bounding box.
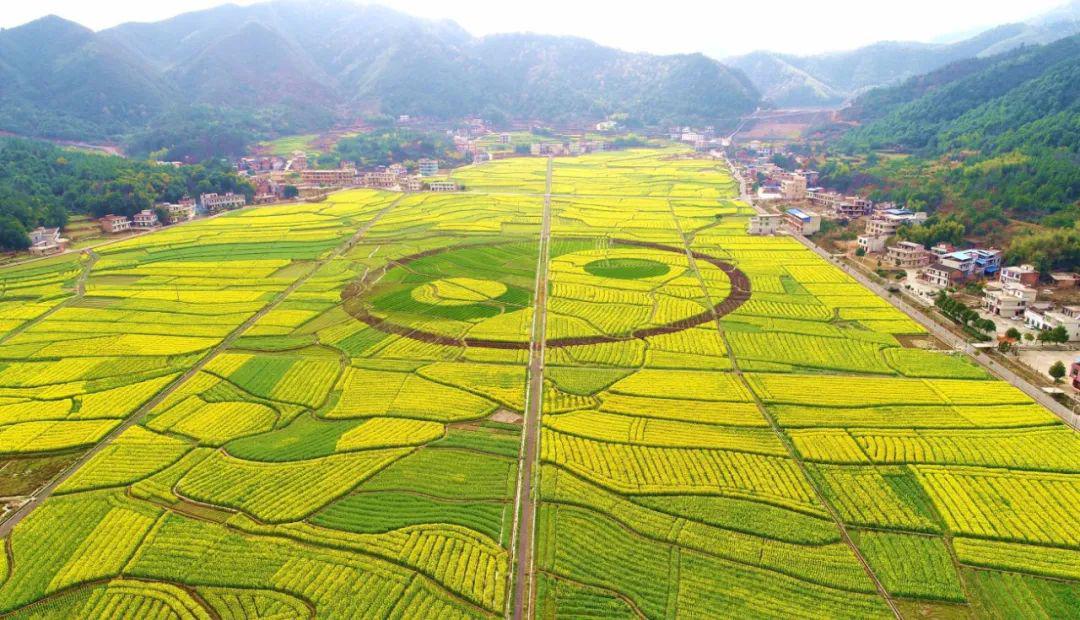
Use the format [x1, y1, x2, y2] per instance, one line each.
[728, 3, 1080, 108]
[0, 0, 760, 141]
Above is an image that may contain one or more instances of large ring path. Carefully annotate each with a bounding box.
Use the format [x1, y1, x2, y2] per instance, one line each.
[342, 238, 751, 349]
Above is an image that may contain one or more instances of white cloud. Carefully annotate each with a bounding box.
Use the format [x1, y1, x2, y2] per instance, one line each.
[0, 0, 1068, 57]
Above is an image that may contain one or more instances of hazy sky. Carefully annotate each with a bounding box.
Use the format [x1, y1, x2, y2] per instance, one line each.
[0, 0, 1068, 57]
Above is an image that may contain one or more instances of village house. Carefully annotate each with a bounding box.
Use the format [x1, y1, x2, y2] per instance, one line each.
[982, 282, 1037, 318]
[934, 248, 1003, 281]
[428, 180, 459, 192]
[161, 201, 196, 223]
[1068, 358, 1080, 390]
[289, 151, 308, 172]
[300, 168, 357, 187]
[1025, 305, 1080, 341]
[131, 209, 159, 228]
[403, 176, 423, 192]
[747, 214, 783, 236]
[1000, 264, 1039, 287]
[780, 175, 807, 200]
[362, 170, 400, 189]
[388, 163, 408, 177]
[418, 158, 439, 177]
[784, 208, 821, 236]
[858, 234, 888, 254]
[499, 133, 511, 144]
[1050, 272, 1078, 289]
[200, 192, 247, 212]
[864, 209, 928, 237]
[886, 242, 931, 269]
[28, 227, 68, 256]
[832, 197, 873, 219]
[921, 263, 964, 289]
[99, 215, 131, 234]
[595, 120, 618, 132]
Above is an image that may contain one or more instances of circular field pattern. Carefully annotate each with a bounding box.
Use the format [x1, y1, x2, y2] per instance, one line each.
[343, 239, 750, 349]
[583, 258, 671, 280]
[411, 277, 509, 306]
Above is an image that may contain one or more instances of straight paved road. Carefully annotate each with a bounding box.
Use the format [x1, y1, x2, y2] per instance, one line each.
[0, 201, 398, 537]
[510, 156, 553, 620]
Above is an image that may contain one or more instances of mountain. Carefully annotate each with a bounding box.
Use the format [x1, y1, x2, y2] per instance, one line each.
[824, 34, 1079, 230]
[0, 15, 172, 139]
[0, 1, 760, 142]
[728, 7, 1080, 108]
[840, 34, 1080, 153]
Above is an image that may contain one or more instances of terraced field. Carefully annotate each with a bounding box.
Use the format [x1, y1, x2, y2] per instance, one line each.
[0, 148, 1076, 618]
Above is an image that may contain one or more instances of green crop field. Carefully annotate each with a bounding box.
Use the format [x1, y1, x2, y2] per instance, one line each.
[0, 148, 1076, 618]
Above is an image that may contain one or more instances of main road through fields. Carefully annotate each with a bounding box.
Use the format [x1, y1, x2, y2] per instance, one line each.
[510, 156, 553, 620]
[0, 198, 401, 538]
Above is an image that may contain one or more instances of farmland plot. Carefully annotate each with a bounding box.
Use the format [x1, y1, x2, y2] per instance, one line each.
[0, 149, 1076, 619]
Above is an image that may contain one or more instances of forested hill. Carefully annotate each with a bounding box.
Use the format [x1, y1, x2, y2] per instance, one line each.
[0, 1, 759, 145]
[728, 4, 1080, 108]
[817, 34, 1078, 247]
[0, 137, 251, 250]
[840, 34, 1079, 154]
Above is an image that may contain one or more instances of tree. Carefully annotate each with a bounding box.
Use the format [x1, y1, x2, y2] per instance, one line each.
[997, 341, 1012, 354]
[1024, 332, 1035, 341]
[1005, 327, 1021, 341]
[1049, 360, 1066, 383]
[855, 247, 866, 257]
[0, 216, 30, 251]
[283, 185, 299, 199]
[1049, 325, 1070, 344]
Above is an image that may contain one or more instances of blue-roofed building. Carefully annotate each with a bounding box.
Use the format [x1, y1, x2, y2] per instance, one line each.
[784, 208, 821, 235]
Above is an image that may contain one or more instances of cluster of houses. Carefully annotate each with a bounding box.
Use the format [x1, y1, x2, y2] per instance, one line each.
[980, 264, 1080, 340]
[529, 141, 605, 157]
[357, 161, 458, 193]
[668, 126, 730, 151]
[746, 209, 822, 237]
[856, 208, 928, 253]
[97, 193, 248, 237]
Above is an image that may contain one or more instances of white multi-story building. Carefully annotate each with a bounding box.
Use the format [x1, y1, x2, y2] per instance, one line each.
[747, 214, 783, 236]
[418, 158, 439, 177]
[983, 282, 1037, 318]
[131, 209, 159, 228]
[1025, 307, 1080, 341]
[886, 242, 930, 268]
[858, 235, 888, 254]
[428, 180, 459, 192]
[1000, 264, 1039, 287]
[200, 192, 247, 212]
[300, 168, 357, 186]
[780, 175, 807, 200]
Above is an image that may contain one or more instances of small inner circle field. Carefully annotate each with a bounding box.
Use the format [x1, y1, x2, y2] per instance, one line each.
[583, 258, 671, 280]
[410, 277, 509, 306]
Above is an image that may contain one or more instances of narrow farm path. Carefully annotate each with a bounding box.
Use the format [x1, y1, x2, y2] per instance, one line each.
[510, 156, 553, 620]
[667, 203, 903, 620]
[0, 200, 399, 537]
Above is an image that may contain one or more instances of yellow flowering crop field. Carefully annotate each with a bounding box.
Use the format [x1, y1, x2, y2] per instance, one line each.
[0, 149, 1074, 618]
